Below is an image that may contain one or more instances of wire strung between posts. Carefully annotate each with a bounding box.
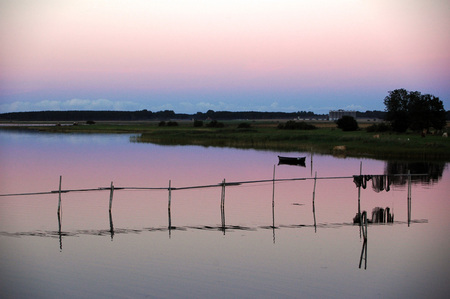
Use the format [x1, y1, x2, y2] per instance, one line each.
[0, 173, 428, 197]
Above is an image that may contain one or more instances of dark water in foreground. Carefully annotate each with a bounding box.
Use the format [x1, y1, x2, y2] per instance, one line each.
[0, 131, 449, 298]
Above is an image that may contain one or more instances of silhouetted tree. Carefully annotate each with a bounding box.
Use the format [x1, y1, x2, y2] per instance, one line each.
[384, 89, 446, 132]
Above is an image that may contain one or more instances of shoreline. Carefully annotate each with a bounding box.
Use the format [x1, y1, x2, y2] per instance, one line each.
[1, 121, 449, 161]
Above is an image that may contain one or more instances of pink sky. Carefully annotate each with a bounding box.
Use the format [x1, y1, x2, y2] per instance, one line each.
[1, 0, 449, 113]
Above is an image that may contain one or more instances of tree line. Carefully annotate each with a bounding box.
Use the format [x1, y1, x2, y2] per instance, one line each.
[0, 110, 331, 121]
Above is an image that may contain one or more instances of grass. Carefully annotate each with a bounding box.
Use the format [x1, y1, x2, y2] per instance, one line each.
[1, 120, 449, 160]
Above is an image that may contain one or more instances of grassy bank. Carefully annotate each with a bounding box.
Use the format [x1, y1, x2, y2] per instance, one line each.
[2, 120, 449, 160]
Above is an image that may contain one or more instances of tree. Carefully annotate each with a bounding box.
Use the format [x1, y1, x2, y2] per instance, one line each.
[336, 116, 358, 131]
[384, 89, 446, 132]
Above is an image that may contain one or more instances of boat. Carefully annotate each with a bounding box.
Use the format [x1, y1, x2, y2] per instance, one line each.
[278, 156, 306, 166]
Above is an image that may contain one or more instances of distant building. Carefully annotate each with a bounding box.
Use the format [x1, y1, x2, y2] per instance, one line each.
[329, 109, 356, 121]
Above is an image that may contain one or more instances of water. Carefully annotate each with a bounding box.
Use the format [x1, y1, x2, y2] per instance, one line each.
[0, 130, 449, 298]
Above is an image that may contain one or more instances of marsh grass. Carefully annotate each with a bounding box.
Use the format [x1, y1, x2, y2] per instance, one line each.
[3, 120, 449, 160]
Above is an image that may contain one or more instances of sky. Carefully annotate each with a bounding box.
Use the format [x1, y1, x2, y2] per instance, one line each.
[1, 0, 449, 114]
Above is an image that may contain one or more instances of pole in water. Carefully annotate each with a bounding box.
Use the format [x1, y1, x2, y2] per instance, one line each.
[58, 175, 62, 214]
[272, 165, 276, 209]
[221, 179, 226, 209]
[109, 181, 114, 212]
[168, 180, 172, 212]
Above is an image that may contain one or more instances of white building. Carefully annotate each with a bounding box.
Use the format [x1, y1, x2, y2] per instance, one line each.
[329, 109, 357, 121]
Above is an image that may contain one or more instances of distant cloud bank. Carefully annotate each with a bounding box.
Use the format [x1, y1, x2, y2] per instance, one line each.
[0, 99, 145, 113]
[0, 98, 368, 114]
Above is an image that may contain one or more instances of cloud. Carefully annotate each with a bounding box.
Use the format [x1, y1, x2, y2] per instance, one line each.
[0, 99, 145, 113]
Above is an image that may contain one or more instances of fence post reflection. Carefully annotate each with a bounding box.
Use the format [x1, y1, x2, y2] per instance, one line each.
[359, 240, 367, 269]
[312, 171, 317, 233]
[57, 209, 62, 251]
[109, 210, 114, 241]
[359, 211, 368, 269]
[168, 206, 172, 239]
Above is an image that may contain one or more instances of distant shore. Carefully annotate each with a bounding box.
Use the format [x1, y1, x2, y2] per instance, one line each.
[1, 120, 449, 161]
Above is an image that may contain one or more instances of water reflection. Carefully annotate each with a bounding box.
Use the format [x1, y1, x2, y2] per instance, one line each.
[109, 211, 114, 241]
[359, 240, 368, 269]
[57, 211, 62, 251]
[385, 161, 445, 185]
[353, 207, 394, 224]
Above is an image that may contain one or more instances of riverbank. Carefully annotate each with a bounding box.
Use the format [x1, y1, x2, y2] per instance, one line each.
[1, 120, 449, 160]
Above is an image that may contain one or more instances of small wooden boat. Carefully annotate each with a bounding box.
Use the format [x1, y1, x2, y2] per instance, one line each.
[278, 156, 306, 166]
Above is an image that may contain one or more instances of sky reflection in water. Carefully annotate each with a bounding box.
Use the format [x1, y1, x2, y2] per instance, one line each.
[0, 131, 449, 299]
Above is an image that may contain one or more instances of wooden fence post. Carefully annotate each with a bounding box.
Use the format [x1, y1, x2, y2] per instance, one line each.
[109, 181, 114, 212]
[221, 179, 226, 234]
[221, 179, 226, 210]
[58, 175, 62, 214]
[168, 180, 172, 211]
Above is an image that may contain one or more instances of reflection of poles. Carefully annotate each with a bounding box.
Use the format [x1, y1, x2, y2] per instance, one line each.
[168, 205, 172, 238]
[272, 165, 276, 244]
[221, 179, 226, 235]
[359, 240, 367, 269]
[361, 211, 368, 240]
[312, 171, 317, 233]
[310, 149, 314, 177]
[359, 211, 368, 269]
[358, 162, 362, 238]
[407, 169, 411, 227]
[57, 209, 62, 251]
[109, 210, 114, 241]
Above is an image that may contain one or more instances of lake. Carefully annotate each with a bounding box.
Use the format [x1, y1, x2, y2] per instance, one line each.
[0, 130, 449, 298]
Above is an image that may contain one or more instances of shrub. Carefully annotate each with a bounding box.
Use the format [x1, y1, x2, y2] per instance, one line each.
[237, 122, 251, 129]
[206, 120, 224, 128]
[158, 121, 166, 127]
[167, 121, 178, 127]
[336, 116, 359, 131]
[193, 120, 203, 127]
[86, 120, 96, 125]
[278, 120, 316, 130]
[366, 123, 390, 133]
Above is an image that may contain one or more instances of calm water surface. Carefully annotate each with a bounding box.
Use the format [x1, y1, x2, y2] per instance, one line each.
[0, 130, 449, 298]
